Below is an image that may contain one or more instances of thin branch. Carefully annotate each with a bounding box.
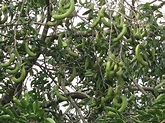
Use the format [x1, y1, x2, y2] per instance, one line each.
[60, 78, 88, 123]
[132, 79, 147, 95]
[13, 0, 27, 47]
[132, 85, 165, 93]
[68, 92, 90, 99]
[149, 0, 158, 4]
[0, 22, 45, 27]
[156, 81, 165, 89]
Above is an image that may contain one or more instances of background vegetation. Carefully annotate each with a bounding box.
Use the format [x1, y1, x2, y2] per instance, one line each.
[0, 0, 165, 123]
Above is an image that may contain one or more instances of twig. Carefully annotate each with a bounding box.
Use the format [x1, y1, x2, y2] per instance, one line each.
[156, 82, 165, 89]
[68, 91, 90, 99]
[60, 78, 88, 123]
[149, 0, 157, 4]
[132, 79, 147, 94]
[13, 0, 27, 47]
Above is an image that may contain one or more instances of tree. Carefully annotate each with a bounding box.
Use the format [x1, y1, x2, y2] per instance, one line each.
[0, 0, 165, 123]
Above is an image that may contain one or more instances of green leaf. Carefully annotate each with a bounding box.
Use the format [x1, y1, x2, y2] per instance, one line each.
[33, 101, 39, 113]
[45, 118, 56, 123]
[20, 99, 29, 108]
[0, 114, 12, 119]
[84, 70, 94, 77]
[154, 94, 165, 105]
[85, 56, 90, 69]
[3, 108, 15, 118]
[36, 109, 45, 116]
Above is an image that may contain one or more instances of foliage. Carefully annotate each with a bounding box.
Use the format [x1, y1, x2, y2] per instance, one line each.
[0, 0, 165, 123]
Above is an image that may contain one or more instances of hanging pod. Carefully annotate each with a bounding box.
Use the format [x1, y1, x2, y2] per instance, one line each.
[52, 0, 75, 20]
[11, 66, 26, 83]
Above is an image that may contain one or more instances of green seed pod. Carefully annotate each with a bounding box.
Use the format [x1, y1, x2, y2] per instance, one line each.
[135, 44, 148, 66]
[11, 66, 26, 83]
[24, 41, 36, 57]
[52, 0, 75, 20]
[6, 63, 20, 75]
[90, 16, 101, 28]
[0, 54, 15, 67]
[118, 95, 128, 112]
[112, 24, 127, 42]
[54, 85, 68, 101]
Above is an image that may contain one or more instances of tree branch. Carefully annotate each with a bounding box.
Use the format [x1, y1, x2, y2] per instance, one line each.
[68, 92, 90, 99]
[132, 79, 147, 95]
[60, 78, 88, 123]
[1, 0, 51, 106]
